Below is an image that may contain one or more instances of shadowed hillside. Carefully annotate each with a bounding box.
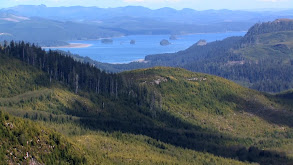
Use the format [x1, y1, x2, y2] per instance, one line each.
[0, 42, 293, 164]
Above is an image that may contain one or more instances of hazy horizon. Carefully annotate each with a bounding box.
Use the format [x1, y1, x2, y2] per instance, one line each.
[1, 5, 292, 12]
[1, 0, 293, 10]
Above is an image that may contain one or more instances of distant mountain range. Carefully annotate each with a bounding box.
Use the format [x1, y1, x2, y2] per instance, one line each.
[1, 5, 293, 46]
[0, 13, 122, 46]
[3, 5, 293, 24]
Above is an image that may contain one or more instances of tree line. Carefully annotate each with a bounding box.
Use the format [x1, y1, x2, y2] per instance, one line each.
[0, 41, 123, 97]
[0, 40, 162, 110]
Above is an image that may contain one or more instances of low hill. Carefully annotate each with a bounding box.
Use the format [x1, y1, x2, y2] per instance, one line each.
[0, 16, 122, 46]
[123, 67, 293, 164]
[123, 67, 293, 136]
[1, 42, 293, 164]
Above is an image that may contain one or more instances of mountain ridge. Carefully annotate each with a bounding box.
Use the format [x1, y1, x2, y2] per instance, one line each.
[4, 5, 293, 24]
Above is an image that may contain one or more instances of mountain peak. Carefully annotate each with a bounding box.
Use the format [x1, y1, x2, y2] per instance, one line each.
[274, 18, 293, 23]
[242, 18, 293, 44]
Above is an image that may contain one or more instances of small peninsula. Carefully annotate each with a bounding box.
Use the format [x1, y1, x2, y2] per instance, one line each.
[42, 43, 92, 49]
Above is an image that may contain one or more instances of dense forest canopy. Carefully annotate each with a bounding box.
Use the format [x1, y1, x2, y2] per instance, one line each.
[0, 41, 123, 97]
[1, 19, 293, 164]
[1, 40, 293, 164]
[242, 19, 293, 45]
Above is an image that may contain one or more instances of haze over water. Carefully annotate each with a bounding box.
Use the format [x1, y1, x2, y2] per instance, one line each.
[50, 32, 246, 64]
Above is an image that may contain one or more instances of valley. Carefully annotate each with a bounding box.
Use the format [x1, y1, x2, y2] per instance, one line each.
[1, 2, 293, 165]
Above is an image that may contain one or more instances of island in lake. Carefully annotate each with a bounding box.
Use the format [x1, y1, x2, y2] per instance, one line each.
[160, 39, 171, 46]
[169, 35, 177, 40]
[130, 40, 136, 45]
[101, 39, 113, 44]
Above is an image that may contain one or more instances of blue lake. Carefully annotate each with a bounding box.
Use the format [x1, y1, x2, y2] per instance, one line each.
[49, 32, 246, 64]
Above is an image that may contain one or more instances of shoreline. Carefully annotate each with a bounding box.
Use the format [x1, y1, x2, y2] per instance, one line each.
[109, 59, 148, 64]
[43, 31, 245, 49]
[42, 43, 92, 49]
[133, 59, 148, 63]
[176, 31, 247, 37]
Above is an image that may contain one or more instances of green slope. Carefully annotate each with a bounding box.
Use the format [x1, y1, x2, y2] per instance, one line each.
[1, 44, 293, 164]
[0, 55, 48, 98]
[0, 111, 248, 165]
[0, 111, 86, 164]
[0, 48, 251, 164]
[122, 67, 293, 160]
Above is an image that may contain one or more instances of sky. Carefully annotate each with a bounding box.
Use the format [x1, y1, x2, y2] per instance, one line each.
[0, 0, 293, 10]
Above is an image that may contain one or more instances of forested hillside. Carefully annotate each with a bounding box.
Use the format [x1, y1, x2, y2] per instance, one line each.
[0, 42, 293, 164]
[242, 19, 293, 45]
[0, 111, 86, 164]
[99, 19, 293, 93]
[0, 16, 123, 46]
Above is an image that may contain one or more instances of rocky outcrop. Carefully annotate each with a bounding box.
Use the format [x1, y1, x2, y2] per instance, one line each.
[130, 40, 136, 45]
[101, 39, 113, 44]
[196, 39, 207, 46]
[169, 35, 177, 40]
[160, 39, 171, 46]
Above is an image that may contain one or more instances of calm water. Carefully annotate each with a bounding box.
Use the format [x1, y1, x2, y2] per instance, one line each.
[49, 32, 245, 64]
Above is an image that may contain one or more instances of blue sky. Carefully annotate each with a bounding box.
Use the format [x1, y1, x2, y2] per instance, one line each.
[1, 0, 293, 10]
